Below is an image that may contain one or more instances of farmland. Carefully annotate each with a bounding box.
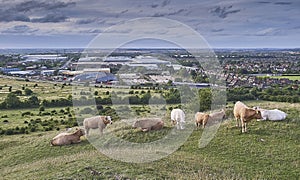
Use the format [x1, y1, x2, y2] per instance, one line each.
[0, 77, 299, 179]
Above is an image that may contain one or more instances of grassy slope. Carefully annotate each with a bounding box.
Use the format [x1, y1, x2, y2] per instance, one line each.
[1, 101, 299, 179]
[1, 77, 299, 179]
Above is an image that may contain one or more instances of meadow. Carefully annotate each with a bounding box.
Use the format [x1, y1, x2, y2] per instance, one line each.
[0, 77, 299, 179]
[259, 74, 300, 81]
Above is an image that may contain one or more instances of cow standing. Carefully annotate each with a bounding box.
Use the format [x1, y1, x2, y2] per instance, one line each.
[171, 108, 185, 130]
[83, 116, 112, 136]
[234, 101, 262, 133]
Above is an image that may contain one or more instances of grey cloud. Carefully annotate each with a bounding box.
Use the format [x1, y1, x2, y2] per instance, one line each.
[13, 0, 76, 12]
[0, 11, 30, 22]
[152, 9, 186, 17]
[255, 28, 281, 36]
[0, 0, 75, 22]
[257, 1, 271, 4]
[211, 28, 224, 32]
[161, 0, 171, 7]
[80, 29, 102, 34]
[2, 25, 38, 34]
[274, 2, 292, 5]
[76, 18, 97, 25]
[210, 5, 241, 18]
[151, 4, 159, 8]
[31, 14, 68, 23]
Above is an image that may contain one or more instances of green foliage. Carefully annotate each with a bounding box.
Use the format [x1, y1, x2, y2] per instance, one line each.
[24, 88, 33, 96]
[4, 93, 22, 109]
[198, 88, 212, 111]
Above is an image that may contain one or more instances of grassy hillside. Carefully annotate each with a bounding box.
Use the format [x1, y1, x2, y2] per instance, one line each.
[1, 101, 299, 179]
[0, 77, 299, 179]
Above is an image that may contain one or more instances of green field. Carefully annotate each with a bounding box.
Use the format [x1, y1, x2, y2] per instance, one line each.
[0, 77, 300, 179]
[260, 75, 300, 81]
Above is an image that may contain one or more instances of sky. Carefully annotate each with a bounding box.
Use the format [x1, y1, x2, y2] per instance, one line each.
[0, 0, 299, 49]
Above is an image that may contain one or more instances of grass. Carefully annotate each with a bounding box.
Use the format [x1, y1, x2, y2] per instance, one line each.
[1, 101, 299, 179]
[258, 75, 300, 81]
[0, 76, 299, 179]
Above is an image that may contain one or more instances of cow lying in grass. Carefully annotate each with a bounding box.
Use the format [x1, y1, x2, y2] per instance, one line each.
[253, 107, 287, 121]
[171, 108, 185, 130]
[83, 116, 112, 136]
[195, 109, 226, 128]
[132, 118, 164, 132]
[50, 128, 85, 146]
[234, 101, 262, 133]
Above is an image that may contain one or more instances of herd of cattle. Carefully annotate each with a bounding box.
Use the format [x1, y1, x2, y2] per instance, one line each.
[50, 101, 287, 146]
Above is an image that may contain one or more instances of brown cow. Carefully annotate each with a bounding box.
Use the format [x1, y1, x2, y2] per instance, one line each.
[133, 118, 164, 132]
[195, 112, 209, 128]
[233, 101, 262, 133]
[50, 128, 85, 146]
[195, 109, 226, 128]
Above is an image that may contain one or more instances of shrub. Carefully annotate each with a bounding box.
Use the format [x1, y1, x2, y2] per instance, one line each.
[24, 88, 33, 96]
[22, 111, 32, 117]
[39, 106, 45, 111]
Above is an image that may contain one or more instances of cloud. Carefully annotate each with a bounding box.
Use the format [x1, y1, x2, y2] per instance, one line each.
[0, 11, 30, 22]
[257, 1, 271, 4]
[13, 0, 76, 12]
[152, 9, 186, 17]
[255, 28, 281, 36]
[210, 5, 241, 18]
[274, 2, 292, 5]
[80, 29, 102, 34]
[161, 0, 171, 7]
[211, 28, 224, 32]
[0, 0, 75, 22]
[31, 14, 68, 23]
[76, 18, 98, 25]
[2, 25, 38, 34]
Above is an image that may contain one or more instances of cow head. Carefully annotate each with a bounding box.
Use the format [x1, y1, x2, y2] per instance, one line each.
[171, 120, 177, 125]
[103, 116, 112, 125]
[253, 110, 262, 119]
[74, 128, 85, 136]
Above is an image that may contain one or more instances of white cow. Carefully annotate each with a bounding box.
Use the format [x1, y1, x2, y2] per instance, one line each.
[171, 108, 185, 130]
[260, 109, 287, 121]
[253, 107, 287, 121]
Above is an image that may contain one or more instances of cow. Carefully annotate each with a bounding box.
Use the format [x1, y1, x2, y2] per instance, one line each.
[195, 109, 226, 128]
[195, 112, 209, 128]
[83, 115, 112, 136]
[171, 108, 185, 130]
[50, 128, 85, 146]
[233, 101, 262, 133]
[253, 107, 287, 121]
[132, 118, 164, 132]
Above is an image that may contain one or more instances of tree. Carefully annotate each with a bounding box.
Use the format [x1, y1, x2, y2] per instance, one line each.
[4, 93, 22, 108]
[27, 95, 40, 107]
[24, 88, 33, 96]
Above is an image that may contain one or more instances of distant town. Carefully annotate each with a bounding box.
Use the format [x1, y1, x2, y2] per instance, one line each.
[0, 48, 299, 90]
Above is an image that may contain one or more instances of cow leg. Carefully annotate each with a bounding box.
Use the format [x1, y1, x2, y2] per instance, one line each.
[85, 128, 90, 136]
[180, 122, 185, 130]
[244, 122, 247, 132]
[235, 117, 240, 127]
[241, 120, 245, 133]
[176, 122, 180, 130]
[99, 128, 103, 135]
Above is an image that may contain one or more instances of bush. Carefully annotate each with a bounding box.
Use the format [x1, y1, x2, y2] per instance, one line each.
[39, 106, 45, 111]
[22, 111, 32, 117]
[80, 107, 94, 114]
[24, 88, 33, 96]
